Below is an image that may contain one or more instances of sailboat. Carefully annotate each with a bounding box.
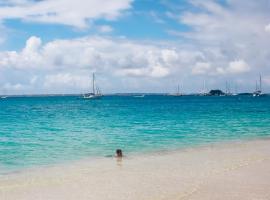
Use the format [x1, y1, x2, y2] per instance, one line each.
[134, 94, 145, 98]
[83, 73, 102, 99]
[225, 81, 232, 96]
[253, 75, 262, 97]
[199, 80, 209, 96]
[170, 84, 182, 96]
[1, 88, 8, 99]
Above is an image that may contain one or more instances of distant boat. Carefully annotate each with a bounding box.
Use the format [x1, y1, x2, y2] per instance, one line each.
[83, 73, 102, 99]
[169, 84, 182, 96]
[253, 75, 262, 97]
[225, 81, 233, 96]
[232, 83, 238, 96]
[199, 80, 209, 96]
[0, 96, 7, 99]
[134, 94, 145, 98]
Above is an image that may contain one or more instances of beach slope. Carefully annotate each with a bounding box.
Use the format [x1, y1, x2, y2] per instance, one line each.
[1, 139, 270, 200]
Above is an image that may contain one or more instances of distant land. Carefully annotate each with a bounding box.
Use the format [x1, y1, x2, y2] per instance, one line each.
[0, 92, 269, 98]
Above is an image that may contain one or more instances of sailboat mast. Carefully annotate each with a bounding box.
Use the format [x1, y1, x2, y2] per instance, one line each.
[177, 84, 180, 95]
[203, 80, 206, 94]
[255, 81, 258, 91]
[234, 83, 238, 94]
[92, 73, 95, 94]
[259, 75, 262, 92]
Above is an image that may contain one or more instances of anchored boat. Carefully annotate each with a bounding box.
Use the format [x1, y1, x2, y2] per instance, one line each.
[83, 73, 102, 99]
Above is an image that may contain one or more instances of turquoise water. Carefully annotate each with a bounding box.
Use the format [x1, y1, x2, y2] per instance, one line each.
[0, 95, 270, 173]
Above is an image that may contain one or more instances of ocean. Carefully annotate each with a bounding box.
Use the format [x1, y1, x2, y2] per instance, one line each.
[0, 95, 269, 173]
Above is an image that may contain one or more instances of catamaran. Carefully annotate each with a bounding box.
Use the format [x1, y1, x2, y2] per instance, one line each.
[83, 73, 102, 99]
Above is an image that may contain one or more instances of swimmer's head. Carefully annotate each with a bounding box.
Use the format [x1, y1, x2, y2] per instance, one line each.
[116, 149, 123, 157]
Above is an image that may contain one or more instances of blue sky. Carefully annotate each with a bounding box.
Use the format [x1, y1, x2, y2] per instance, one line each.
[0, 0, 270, 94]
[2, 0, 188, 49]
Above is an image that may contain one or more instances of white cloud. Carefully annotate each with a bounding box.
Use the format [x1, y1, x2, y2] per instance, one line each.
[44, 73, 90, 90]
[3, 83, 24, 91]
[151, 65, 169, 78]
[1, 0, 270, 94]
[192, 60, 250, 76]
[1, 32, 268, 94]
[227, 60, 250, 74]
[216, 67, 225, 75]
[178, 0, 269, 45]
[265, 24, 270, 33]
[0, 0, 132, 28]
[98, 25, 113, 33]
[192, 62, 211, 75]
[30, 76, 37, 84]
[116, 68, 148, 77]
[23, 36, 42, 53]
[166, 0, 270, 87]
[0, 36, 207, 93]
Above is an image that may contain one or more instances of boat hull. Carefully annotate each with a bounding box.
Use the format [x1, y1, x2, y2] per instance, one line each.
[83, 95, 102, 100]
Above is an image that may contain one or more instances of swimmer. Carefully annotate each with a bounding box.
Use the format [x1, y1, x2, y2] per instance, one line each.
[115, 149, 123, 158]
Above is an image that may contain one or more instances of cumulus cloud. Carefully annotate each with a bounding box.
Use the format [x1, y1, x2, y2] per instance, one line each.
[191, 60, 250, 76]
[192, 62, 211, 75]
[166, 0, 270, 89]
[0, 36, 208, 94]
[1, 0, 270, 94]
[227, 60, 250, 74]
[97, 25, 114, 33]
[0, 0, 132, 28]
[265, 24, 270, 33]
[44, 73, 90, 90]
[0, 32, 268, 94]
[178, 0, 270, 42]
[23, 36, 42, 53]
[2, 83, 23, 91]
[2, 36, 197, 73]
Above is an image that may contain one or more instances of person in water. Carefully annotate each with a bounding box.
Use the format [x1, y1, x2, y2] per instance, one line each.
[115, 149, 123, 158]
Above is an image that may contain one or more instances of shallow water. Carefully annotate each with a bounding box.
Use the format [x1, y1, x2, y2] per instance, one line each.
[0, 95, 270, 172]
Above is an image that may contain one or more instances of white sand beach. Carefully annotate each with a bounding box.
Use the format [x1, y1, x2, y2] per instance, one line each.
[1, 139, 270, 200]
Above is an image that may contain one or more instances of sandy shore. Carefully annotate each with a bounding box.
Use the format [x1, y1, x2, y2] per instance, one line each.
[1, 139, 270, 200]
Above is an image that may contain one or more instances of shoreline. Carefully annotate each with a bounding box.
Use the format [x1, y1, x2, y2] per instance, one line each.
[2, 136, 268, 176]
[1, 138, 270, 200]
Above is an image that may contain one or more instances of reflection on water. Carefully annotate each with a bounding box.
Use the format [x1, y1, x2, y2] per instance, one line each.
[116, 157, 123, 167]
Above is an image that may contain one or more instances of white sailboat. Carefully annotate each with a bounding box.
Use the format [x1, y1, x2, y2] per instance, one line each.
[134, 94, 145, 98]
[1, 88, 8, 99]
[225, 81, 232, 96]
[199, 80, 209, 96]
[83, 73, 102, 99]
[170, 84, 182, 96]
[253, 75, 262, 97]
[232, 83, 238, 96]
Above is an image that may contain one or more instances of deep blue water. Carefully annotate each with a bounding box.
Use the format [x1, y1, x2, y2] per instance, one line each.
[0, 95, 270, 173]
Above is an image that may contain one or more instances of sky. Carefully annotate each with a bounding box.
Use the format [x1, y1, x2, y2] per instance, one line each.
[0, 0, 270, 94]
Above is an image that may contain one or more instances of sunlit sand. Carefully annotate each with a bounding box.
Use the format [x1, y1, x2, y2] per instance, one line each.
[1, 139, 270, 200]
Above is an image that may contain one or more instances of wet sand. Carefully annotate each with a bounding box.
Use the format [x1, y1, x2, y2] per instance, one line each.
[1, 139, 270, 200]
